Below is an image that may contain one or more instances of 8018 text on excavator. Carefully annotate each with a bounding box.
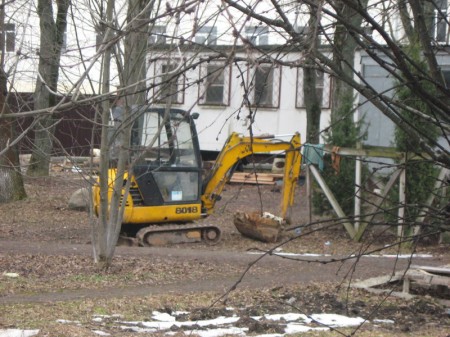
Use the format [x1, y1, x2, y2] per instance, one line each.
[92, 108, 302, 246]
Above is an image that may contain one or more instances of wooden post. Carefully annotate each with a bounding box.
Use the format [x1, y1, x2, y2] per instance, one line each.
[413, 167, 449, 236]
[398, 167, 406, 238]
[353, 169, 403, 241]
[309, 164, 356, 238]
[306, 164, 312, 224]
[354, 146, 362, 232]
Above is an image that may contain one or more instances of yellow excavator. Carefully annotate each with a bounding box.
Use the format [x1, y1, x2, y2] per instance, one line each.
[92, 108, 302, 246]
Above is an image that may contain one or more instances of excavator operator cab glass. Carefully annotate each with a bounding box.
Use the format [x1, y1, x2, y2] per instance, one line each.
[132, 108, 203, 206]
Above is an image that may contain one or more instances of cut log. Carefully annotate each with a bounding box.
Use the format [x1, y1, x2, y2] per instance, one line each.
[233, 211, 283, 243]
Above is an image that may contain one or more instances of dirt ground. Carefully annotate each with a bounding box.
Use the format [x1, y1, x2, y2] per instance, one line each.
[0, 171, 449, 336]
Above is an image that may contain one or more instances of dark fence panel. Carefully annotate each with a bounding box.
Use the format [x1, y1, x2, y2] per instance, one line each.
[11, 93, 101, 157]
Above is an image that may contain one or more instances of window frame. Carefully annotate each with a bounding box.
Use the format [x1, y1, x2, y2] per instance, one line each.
[149, 25, 167, 45]
[245, 26, 269, 45]
[430, 0, 448, 43]
[247, 64, 281, 108]
[296, 68, 331, 109]
[1, 23, 15, 53]
[195, 26, 217, 46]
[153, 59, 185, 104]
[198, 61, 231, 106]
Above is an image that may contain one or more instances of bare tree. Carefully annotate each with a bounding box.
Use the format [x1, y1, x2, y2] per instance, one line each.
[27, 0, 70, 177]
[302, 5, 322, 144]
[0, 0, 26, 203]
[93, 0, 153, 267]
[0, 67, 26, 203]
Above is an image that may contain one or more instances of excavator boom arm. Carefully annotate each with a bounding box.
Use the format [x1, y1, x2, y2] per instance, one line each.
[201, 133, 302, 217]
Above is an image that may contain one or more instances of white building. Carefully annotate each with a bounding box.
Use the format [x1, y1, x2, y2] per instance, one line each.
[1, 0, 449, 154]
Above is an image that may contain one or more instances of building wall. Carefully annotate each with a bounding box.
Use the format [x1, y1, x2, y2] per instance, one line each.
[3, 1, 448, 155]
[146, 49, 332, 152]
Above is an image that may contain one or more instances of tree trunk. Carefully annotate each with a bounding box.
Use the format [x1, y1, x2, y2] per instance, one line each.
[27, 0, 69, 177]
[93, 0, 151, 268]
[94, 0, 115, 267]
[303, 5, 322, 145]
[0, 68, 26, 203]
[331, 0, 368, 124]
[303, 66, 321, 144]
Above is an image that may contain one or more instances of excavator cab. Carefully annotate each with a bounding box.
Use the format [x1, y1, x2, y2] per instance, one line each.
[131, 108, 203, 208]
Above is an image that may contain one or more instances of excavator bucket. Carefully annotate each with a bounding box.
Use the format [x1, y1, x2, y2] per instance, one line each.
[233, 211, 285, 243]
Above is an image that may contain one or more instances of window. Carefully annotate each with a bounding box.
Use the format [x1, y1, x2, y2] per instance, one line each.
[199, 62, 230, 105]
[248, 64, 281, 108]
[154, 59, 184, 104]
[296, 68, 331, 108]
[431, 0, 448, 43]
[443, 70, 450, 88]
[61, 31, 67, 53]
[1, 23, 15, 52]
[195, 26, 217, 45]
[245, 26, 268, 45]
[149, 25, 166, 45]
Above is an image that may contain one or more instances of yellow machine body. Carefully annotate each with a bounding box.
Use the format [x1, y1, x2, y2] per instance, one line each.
[92, 108, 302, 246]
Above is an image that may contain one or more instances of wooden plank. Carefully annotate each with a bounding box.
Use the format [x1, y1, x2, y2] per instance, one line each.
[410, 265, 450, 275]
[354, 168, 403, 241]
[230, 179, 274, 185]
[413, 167, 449, 235]
[405, 270, 450, 286]
[231, 177, 275, 182]
[352, 267, 450, 307]
[323, 144, 404, 159]
[229, 172, 284, 185]
[237, 173, 282, 180]
[352, 273, 404, 289]
[309, 164, 356, 239]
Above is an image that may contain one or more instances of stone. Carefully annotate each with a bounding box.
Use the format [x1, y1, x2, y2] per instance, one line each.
[68, 187, 91, 211]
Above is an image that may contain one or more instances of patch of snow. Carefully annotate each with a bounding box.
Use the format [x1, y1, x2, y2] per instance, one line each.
[262, 313, 309, 322]
[100, 309, 372, 337]
[310, 314, 365, 327]
[92, 330, 110, 336]
[152, 311, 176, 322]
[56, 319, 80, 324]
[120, 326, 157, 333]
[249, 252, 433, 258]
[248, 252, 323, 257]
[92, 317, 103, 323]
[168, 327, 248, 337]
[0, 329, 39, 337]
[364, 254, 433, 258]
[284, 323, 328, 334]
[373, 319, 395, 324]
[2, 272, 20, 278]
[173, 311, 190, 316]
[139, 315, 240, 329]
